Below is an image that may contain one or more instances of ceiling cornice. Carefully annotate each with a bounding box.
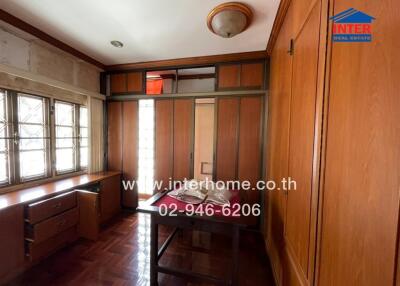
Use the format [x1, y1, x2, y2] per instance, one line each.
[106, 50, 268, 71]
[0, 9, 105, 70]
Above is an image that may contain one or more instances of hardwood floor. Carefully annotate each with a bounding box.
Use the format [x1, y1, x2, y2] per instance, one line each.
[8, 212, 275, 286]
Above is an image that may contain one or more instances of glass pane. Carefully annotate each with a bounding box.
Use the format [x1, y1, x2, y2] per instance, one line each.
[56, 126, 73, 138]
[19, 124, 44, 138]
[0, 153, 8, 183]
[55, 102, 74, 126]
[80, 137, 88, 147]
[56, 148, 74, 172]
[18, 95, 44, 124]
[80, 147, 88, 168]
[80, 106, 88, 127]
[146, 70, 176, 94]
[0, 92, 5, 123]
[20, 150, 45, 178]
[56, 138, 74, 148]
[19, 138, 44, 150]
[80, 127, 88, 138]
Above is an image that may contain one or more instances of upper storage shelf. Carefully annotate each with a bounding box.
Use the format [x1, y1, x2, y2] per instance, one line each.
[107, 59, 266, 96]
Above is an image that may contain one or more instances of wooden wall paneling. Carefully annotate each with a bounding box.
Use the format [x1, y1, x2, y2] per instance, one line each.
[284, 2, 321, 285]
[107, 101, 122, 171]
[264, 3, 294, 285]
[173, 99, 194, 181]
[0, 205, 24, 283]
[238, 96, 263, 206]
[215, 97, 240, 181]
[317, 0, 400, 285]
[154, 99, 174, 190]
[106, 50, 267, 71]
[217, 64, 241, 89]
[127, 72, 143, 93]
[110, 73, 127, 93]
[122, 101, 138, 208]
[240, 63, 264, 88]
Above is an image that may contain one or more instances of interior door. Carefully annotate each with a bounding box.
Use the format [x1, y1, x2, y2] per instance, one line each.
[194, 98, 215, 181]
[173, 98, 194, 181]
[238, 96, 263, 205]
[122, 101, 138, 208]
[215, 97, 240, 181]
[284, 2, 321, 284]
[107, 101, 122, 171]
[154, 99, 173, 191]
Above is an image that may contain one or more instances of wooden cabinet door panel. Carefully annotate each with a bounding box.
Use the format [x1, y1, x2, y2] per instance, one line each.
[285, 2, 320, 282]
[155, 99, 174, 190]
[215, 97, 240, 181]
[107, 102, 122, 171]
[318, 0, 400, 285]
[241, 63, 264, 88]
[100, 175, 121, 223]
[122, 101, 138, 208]
[127, 72, 143, 93]
[238, 96, 262, 205]
[110, 73, 127, 93]
[218, 64, 240, 89]
[77, 191, 100, 241]
[173, 99, 194, 181]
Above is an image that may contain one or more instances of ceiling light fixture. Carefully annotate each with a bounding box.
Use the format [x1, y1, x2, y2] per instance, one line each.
[207, 2, 253, 38]
[111, 40, 124, 48]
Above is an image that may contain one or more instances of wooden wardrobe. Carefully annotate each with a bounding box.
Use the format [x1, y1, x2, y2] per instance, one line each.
[107, 101, 138, 209]
[265, 0, 400, 285]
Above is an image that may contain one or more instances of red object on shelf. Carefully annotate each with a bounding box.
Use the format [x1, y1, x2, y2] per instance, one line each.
[146, 79, 163, 94]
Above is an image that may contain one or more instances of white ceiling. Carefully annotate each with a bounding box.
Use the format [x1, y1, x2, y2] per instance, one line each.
[0, 0, 280, 66]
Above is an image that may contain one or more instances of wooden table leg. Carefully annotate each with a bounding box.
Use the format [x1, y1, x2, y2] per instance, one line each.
[150, 216, 159, 286]
[231, 226, 240, 286]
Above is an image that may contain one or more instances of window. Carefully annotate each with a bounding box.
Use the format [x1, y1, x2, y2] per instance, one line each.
[0, 91, 9, 185]
[0, 88, 89, 188]
[17, 94, 50, 180]
[79, 106, 88, 169]
[138, 99, 154, 195]
[55, 101, 88, 173]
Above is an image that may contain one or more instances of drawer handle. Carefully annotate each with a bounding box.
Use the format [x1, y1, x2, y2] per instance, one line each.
[53, 202, 62, 209]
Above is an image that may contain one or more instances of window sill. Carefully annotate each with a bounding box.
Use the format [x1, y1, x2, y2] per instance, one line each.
[0, 170, 86, 195]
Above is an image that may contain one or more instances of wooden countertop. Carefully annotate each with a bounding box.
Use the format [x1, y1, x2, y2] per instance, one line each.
[0, 171, 121, 211]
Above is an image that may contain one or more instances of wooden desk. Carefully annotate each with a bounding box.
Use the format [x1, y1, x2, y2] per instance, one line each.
[0, 171, 121, 211]
[138, 190, 249, 286]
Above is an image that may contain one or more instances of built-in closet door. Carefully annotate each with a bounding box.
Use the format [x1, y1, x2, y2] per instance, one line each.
[318, 0, 400, 285]
[122, 101, 138, 208]
[154, 99, 174, 191]
[215, 97, 240, 181]
[238, 96, 263, 205]
[173, 99, 194, 181]
[107, 101, 122, 171]
[284, 2, 321, 285]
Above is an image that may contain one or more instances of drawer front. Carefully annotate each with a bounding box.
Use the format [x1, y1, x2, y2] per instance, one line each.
[26, 227, 77, 262]
[27, 207, 79, 243]
[26, 191, 77, 224]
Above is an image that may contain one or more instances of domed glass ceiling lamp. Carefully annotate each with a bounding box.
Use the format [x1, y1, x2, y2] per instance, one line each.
[207, 2, 253, 38]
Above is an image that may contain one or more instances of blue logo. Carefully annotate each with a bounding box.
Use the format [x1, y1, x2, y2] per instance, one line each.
[330, 8, 375, 42]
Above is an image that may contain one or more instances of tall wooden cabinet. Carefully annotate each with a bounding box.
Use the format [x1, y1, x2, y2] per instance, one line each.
[154, 99, 174, 190]
[107, 101, 138, 208]
[173, 99, 194, 181]
[215, 96, 263, 205]
[265, 0, 400, 285]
